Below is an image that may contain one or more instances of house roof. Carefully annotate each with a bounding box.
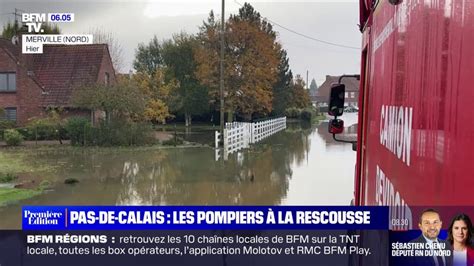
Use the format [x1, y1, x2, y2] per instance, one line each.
[1, 36, 115, 107]
[0, 38, 46, 93]
[0, 38, 21, 60]
[314, 75, 360, 102]
[31, 44, 109, 106]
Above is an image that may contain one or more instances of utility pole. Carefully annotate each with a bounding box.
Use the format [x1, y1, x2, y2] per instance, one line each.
[13, 8, 25, 24]
[219, 0, 225, 144]
[11, 8, 25, 36]
[14, 8, 19, 24]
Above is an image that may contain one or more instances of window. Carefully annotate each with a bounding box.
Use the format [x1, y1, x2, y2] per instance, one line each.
[350, 92, 355, 98]
[2, 107, 17, 122]
[345, 92, 348, 98]
[0, 73, 16, 92]
[105, 72, 110, 86]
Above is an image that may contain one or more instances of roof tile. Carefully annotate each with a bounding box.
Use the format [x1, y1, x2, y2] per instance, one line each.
[30, 44, 107, 106]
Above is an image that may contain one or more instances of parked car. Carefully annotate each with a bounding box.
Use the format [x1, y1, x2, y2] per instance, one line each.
[344, 106, 359, 113]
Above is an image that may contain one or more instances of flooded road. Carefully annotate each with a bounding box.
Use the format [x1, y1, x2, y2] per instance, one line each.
[0, 113, 358, 229]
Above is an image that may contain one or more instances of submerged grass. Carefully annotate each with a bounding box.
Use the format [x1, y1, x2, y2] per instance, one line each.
[0, 152, 56, 174]
[0, 188, 42, 206]
[0, 151, 55, 205]
[0, 142, 208, 157]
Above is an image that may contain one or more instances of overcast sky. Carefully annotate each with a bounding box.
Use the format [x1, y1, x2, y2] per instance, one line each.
[0, 0, 361, 86]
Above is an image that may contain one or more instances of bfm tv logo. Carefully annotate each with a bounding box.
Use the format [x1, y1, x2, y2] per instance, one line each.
[24, 209, 63, 225]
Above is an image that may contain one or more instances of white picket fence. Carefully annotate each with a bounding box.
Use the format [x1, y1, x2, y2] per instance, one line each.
[215, 117, 287, 160]
[251, 117, 287, 143]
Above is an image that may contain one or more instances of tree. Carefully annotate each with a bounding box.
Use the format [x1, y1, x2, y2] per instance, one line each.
[161, 33, 209, 126]
[195, 11, 220, 114]
[132, 69, 177, 124]
[288, 75, 311, 109]
[195, 5, 280, 121]
[72, 83, 146, 121]
[1, 21, 60, 39]
[90, 27, 125, 73]
[233, 3, 276, 38]
[227, 18, 279, 119]
[133, 37, 169, 124]
[234, 3, 291, 117]
[143, 99, 171, 124]
[227, 3, 280, 119]
[272, 49, 293, 115]
[133, 36, 163, 76]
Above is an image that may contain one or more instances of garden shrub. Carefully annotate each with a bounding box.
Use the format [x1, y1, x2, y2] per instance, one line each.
[66, 117, 154, 146]
[65, 117, 91, 146]
[4, 129, 23, 146]
[27, 114, 67, 141]
[285, 107, 302, 118]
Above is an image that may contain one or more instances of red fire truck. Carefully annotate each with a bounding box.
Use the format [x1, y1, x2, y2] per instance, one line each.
[328, 1, 474, 264]
[329, 0, 474, 223]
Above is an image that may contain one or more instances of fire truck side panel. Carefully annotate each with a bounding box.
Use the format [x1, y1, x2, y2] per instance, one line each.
[360, 0, 474, 207]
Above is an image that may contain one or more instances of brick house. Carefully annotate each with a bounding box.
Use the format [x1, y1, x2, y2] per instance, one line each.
[0, 37, 116, 126]
[312, 75, 359, 108]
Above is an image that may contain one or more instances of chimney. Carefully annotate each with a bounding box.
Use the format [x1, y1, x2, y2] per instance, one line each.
[12, 24, 29, 47]
[11, 35, 20, 45]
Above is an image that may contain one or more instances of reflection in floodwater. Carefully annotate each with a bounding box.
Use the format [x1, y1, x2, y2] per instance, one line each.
[317, 121, 358, 146]
[0, 114, 358, 228]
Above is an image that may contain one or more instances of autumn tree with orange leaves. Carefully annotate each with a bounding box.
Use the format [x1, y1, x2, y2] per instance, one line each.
[195, 4, 280, 121]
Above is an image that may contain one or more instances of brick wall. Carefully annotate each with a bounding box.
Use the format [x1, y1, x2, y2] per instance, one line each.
[1, 42, 117, 126]
[0, 49, 18, 109]
[97, 46, 117, 86]
[0, 48, 44, 126]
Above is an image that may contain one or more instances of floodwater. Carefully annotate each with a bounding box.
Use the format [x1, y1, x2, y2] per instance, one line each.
[0, 113, 358, 229]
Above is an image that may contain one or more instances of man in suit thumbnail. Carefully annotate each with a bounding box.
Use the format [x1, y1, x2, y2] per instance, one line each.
[409, 208, 452, 266]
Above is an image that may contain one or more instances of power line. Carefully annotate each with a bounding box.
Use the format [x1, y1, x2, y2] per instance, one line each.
[233, 0, 360, 50]
[0, 9, 27, 18]
[264, 18, 360, 50]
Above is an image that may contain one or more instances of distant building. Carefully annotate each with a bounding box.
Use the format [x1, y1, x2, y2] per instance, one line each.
[0, 37, 116, 125]
[308, 86, 318, 105]
[312, 75, 360, 108]
[308, 78, 318, 100]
